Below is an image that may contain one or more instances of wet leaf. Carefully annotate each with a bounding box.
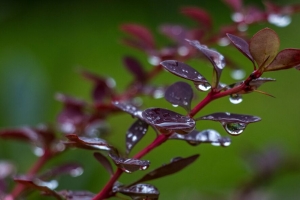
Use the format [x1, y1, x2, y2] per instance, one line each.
[226, 33, 254, 62]
[248, 77, 275, 90]
[123, 56, 147, 82]
[265, 49, 300, 71]
[14, 176, 61, 199]
[116, 183, 159, 200]
[58, 190, 95, 200]
[65, 134, 111, 151]
[112, 101, 142, 119]
[126, 119, 149, 154]
[181, 7, 212, 30]
[39, 163, 83, 180]
[187, 39, 225, 88]
[170, 129, 231, 147]
[164, 81, 193, 112]
[130, 154, 199, 185]
[249, 28, 280, 69]
[120, 24, 155, 50]
[160, 60, 210, 91]
[142, 108, 195, 134]
[109, 150, 150, 173]
[197, 112, 261, 135]
[93, 152, 114, 176]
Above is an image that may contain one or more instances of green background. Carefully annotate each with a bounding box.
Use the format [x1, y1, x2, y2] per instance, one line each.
[1, 0, 300, 199]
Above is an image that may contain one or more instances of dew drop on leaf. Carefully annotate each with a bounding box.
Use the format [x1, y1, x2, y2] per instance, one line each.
[196, 82, 211, 91]
[223, 122, 246, 135]
[229, 94, 243, 104]
[172, 104, 179, 107]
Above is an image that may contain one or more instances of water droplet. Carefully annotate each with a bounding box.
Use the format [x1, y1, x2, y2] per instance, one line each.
[60, 122, 76, 133]
[106, 77, 116, 88]
[218, 37, 230, 46]
[123, 169, 132, 173]
[211, 141, 221, 146]
[178, 46, 189, 56]
[231, 69, 246, 80]
[148, 56, 161, 66]
[153, 89, 164, 99]
[70, 167, 84, 177]
[229, 94, 243, 104]
[140, 165, 148, 170]
[238, 24, 248, 32]
[172, 104, 179, 107]
[197, 82, 211, 91]
[34, 179, 58, 190]
[231, 12, 244, 22]
[171, 157, 182, 162]
[33, 146, 44, 157]
[132, 135, 137, 142]
[224, 122, 246, 135]
[222, 141, 231, 147]
[268, 14, 291, 27]
[182, 101, 188, 106]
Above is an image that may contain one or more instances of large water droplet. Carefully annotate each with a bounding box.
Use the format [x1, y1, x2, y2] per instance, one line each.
[197, 82, 211, 91]
[231, 69, 246, 80]
[268, 14, 291, 27]
[224, 122, 246, 135]
[229, 94, 243, 104]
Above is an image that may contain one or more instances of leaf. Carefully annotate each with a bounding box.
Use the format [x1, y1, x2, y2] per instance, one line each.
[265, 49, 300, 71]
[0, 127, 39, 143]
[116, 183, 159, 200]
[14, 176, 62, 200]
[159, 24, 189, 44]
[186, 40, 225, 88]
[142, 108, 195, 134]
[126, 119, 149, 154]
[65, 134, 111, 151]
[130, 154, 199, 185]
[249, 28, 280, 70]
[108, 150, 150, 173]
[93, 152, 114, 176]
[39, 163, 83, 180]
[170, 129, 231, 147]
[164, 81, 193, 112]
[160, 60, 210, 90]
[181, 7, 212, 30]
[112, 101, 142, 119]
[58, 190, 95, 200]
[120, 24, 155, 50]
[226, 33, 254, 63]
[123, 56, 147, 82]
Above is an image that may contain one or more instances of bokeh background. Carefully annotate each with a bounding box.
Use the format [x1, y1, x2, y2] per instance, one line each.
[1, 0, 300, 199]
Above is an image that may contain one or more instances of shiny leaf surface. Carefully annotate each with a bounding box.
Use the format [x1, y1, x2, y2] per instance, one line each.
[126, 119, 149, 154]
[226, 33, 254, 62]
[117, 183, 159, 200]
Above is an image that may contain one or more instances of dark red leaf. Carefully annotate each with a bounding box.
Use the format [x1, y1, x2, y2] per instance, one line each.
[181, 7, 212, 30]
[130, 154, 199, 185]
[58, 190, 95, 200]
[112, 101, 142, 118]
[187, 40, 225, 88]
[160, 60, 210, 91]
[116, 183, 159, 200]
[265, 49, 300, 71]
[123, 56, 147, 82]
[108, 151, 150, 173]
[170, 129, 231, 147]
[65, 134, 111, 151]
[142, 108, 195, 134]
[0, 127, 39, 142]
[164, 81, 193, 112]
[39, 163, 83, 180]
[126, 119, 149, 154]
[93, 152, 113, 176]
[120, 24, 155, 50]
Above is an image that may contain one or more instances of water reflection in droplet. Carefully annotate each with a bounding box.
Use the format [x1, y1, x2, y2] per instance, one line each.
[196, 83, 211, 91]
[224, 122, 246, 135]
[229, 94, 243, 104]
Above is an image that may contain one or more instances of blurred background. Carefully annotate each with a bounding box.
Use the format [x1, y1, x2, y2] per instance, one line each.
[1, 0, 300, 199]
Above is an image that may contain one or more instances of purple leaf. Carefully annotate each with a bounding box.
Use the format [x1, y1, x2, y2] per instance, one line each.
[186, 40, 225, 88]
[58, 190, 95, 200]
[93, 152, 114, 176]
[65, 134, 111, 151]
[249, 28, 280, 70]
[197, 112, 261, 135]
[142, 108, 195, 134]
[39, 163, 83, 180]
[108, 151, 150, 173]
[126, 119, 149, 154]
[130, 154, 199, 185]
[265, 49, 300, 71]
[123, 56, 147, 82]
[116, 183, 159, 199]
[164, 81, 193, 112]
[181, 7, 212, 30]
[170, 129, 231, 147]
[226, 33, 254, 63]
[112, 101, 142, 118]
[0, 127, 39, 143]
[120, 24, 155, 51]
[160, 60, 210, 91]
[14, 176, 62, 199]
